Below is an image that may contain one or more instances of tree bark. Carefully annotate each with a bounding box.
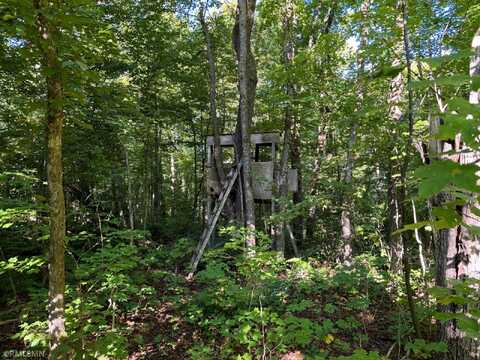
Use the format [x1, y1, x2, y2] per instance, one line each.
[34, 0, 67, 353]
[411, 199, 427, 276]
[234, 0, 257, 249]
[142, 138, 150, 229]
[436, 27, 480, 358]
[111, 169, 121, 220]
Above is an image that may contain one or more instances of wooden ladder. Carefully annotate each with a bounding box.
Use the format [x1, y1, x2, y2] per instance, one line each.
[188, 162, 242, 277]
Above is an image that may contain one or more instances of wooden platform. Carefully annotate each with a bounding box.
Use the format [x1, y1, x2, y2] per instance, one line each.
[206, 132, 280, 146]
[207, 162, 297, 200]
[205, 132, 297, 200]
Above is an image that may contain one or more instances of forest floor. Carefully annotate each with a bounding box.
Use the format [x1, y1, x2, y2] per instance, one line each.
[122, 249, 410, 359]
[125, 279, 197, 359]
[0, 238, 434, 360]
[125, 278, 398, 359]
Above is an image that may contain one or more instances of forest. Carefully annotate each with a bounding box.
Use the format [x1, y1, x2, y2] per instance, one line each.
[1, 0, 480, 359]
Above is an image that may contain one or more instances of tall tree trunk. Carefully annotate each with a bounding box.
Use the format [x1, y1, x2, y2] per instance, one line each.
[411, 199, 427, 276]
[34, 0, 66, 353]
[386, 10, 406, 272]
[275, 0, 294, 256]
[341, 0, 369, 264]
[233, 0, 257, 249]
[199, 4, 225, 185]
[111, 169, 121, 219]
[112, 167, 127, 227]
[125, 149, 134, 229]
[291, 117, 303, 243]
[384, 159, 403, 270]
[199, 6, 235, 220]
[341, 125, 355, 264]
[305, 8, 335, 242]
[437, 27, 480, 358]
[398, 0, 421, 338]
[170, 152, 177, 216]
[306, 124, 327, 241]
[152, 124, 163, 224]
[142, 138, 150, 229]
[192, 123, 200, 223]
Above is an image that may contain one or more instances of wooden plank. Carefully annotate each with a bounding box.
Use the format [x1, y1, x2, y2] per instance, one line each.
[286, 224, 300, 257]
[206, 134, 235, 146]
[188, 163, 241, 277]
[206, 166, 235, 194]
[207, 145, 212, 166]
[252, 162, 273, 200]
[288, 169, 298, 192]
[206, 132, 280, 146]
[250, 132, 280, 145]
[206, 162, 297, 200]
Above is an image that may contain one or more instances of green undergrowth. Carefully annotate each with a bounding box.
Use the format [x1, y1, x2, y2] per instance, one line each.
[2, 225, 448, 359]
[150, 229, 446, 359]
[178, 240, 394, 359]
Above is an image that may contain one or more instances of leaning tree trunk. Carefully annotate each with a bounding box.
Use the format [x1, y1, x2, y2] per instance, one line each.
[233, 0, 257, 249]
[34, 0, 67, 353]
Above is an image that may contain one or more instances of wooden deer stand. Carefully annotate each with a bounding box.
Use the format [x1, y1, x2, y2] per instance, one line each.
[188, 132, 297, 276]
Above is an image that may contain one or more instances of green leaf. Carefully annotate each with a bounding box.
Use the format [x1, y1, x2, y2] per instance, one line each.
[428, 286, 451, 298]
[438, 295, 469, 305]
[415, 160, 480, 198]
[393, 220, 429, 235]
[433, 311, 458, 321]
[422, 49, 473, 68]
[458, 317, 480, 336]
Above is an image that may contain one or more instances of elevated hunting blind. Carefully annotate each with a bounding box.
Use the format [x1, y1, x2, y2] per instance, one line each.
[206, 132, 297, 200]
[188, 132, 298, 276]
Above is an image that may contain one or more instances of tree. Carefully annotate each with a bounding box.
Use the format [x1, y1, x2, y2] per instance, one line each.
[199, 3, 226, 186]
[385, 8, 406, 273]
[340, 0, 369, 264]
[33, 0, 67, 353]
[234, 0, 257, 249]
[274, 0, 295, 256]
[436, 25, 480, 357]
